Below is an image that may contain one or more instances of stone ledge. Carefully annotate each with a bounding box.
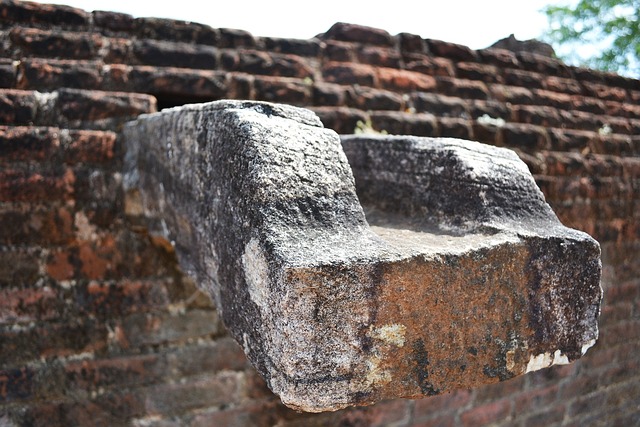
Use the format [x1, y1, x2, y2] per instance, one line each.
[122, 100, 601, 412]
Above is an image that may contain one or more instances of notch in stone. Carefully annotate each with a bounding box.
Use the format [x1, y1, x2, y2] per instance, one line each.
[122, 100, 602, 412]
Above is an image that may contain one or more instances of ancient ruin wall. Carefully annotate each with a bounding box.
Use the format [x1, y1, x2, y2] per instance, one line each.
[0, 1, 639, 425]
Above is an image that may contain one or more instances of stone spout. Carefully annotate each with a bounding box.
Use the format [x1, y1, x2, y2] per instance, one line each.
[122, 100, 602, 412]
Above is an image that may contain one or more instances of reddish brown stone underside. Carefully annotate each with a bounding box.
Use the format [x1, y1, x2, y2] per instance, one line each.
[0, 0, 637, 425]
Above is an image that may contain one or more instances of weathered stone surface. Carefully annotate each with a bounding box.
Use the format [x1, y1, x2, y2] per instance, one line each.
[122, 100, 602, 412]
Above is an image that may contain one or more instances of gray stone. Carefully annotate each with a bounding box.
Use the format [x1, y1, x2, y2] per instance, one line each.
[122, 100, 601, 412]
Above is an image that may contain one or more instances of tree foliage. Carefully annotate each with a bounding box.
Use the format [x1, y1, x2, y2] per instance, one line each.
[542, 0, 639, 76]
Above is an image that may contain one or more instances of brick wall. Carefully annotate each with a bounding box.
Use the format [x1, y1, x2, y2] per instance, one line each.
[0, 1, 638, 426]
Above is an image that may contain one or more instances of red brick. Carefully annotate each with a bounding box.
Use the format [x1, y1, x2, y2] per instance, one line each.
[261, 37, 322, 57]
[603, 72, 640, 91]
[516, 51, 572, 77]
[490, 84, 534, 104]
[559, 110, 603, 132]
[336, 399, 411, 427]
[348, 86, 403, 111]
[399, 32, 426, 54]
[254, 76, 311, 106]
[548, 128, 597, 152]
[514, 384, 559, 413]
[522, 405, 566, 427]
[583, 81, 628, 101]
[132, 39, 217, 69]
[377, 67, 436, 91]
[599, 320, 640, 347]
[604, 115, 633, 134]
[65, 130, 116, 164]
[570, 68, 611, 87]
[532, 89, 573, 109]
[0, 286, 58, 324]
[477, 47, 520, 68]
[437, 77, 488, 100]
[411, 414, 455, 427]
[46, 230, 180, 282]
[0, 248, 42, 286]
[568, 392, 604, 417]
[474, 375, 525, 404]
[133, 17, 220, 45]
[358, 46, 401, 68]
[501, 123, 549, 151]
[106, 39, 145, 69]
[0, 59, 16, 88]
[513, 105, 561, 127]
[281, 399, 411, 427]
[118, 309, 223, 347]
[591, 133, 634, 156]
[220, 28, 257, 48]
[322, 22, 393, 46]
[605, 280, 640, 305]
[0, 167, 75, 202]
[322, 62, 376, 86]
[143, 372, 243, 416]
[166, 337, 250, 378]
[457, 62, 501, 83]
[426, 39, 478, 61]
[608, 100, 640, 119]
[469, 100, 510, 121]
[0, 125, 57, 160]
[19, 391, 145, 427]
[190, 400, 293, 427]
[438, 117, 472, 139]
[244, 367, 274, 400]
[227, 72, 254, 99]
[56, 88, 156, 126]
[0, 1, 90, 27]
[321, 40, 354, 62]
[75, 280, 170, 318]
[0, 367, 33, 402]
[503, 69, 544, 89]
[65, 353, 164, 391]
[311, 106, 368, 134]
[312, 82, 346, 107]
[559, 366, 601, 399]
[370, 111, 437, 136]
[545, 76, 583, 94]
[604, 376, 640, 408]
[0, 320, 108, 365]
[109, 65, 227, 101]
[472, 121, 502, 146]
[572, 96, 607, 114]
[0, 89, 38, 125]
[413, 388, 472, 420]
[460, 399, 511, 426]
[237, 49, 313, 79]
[93, 10, 134, 32]
[10, 28, 101, 60]
[412, 92, 469, 117]
[405, 56, 454, 77]
[16, 59, 102, 91]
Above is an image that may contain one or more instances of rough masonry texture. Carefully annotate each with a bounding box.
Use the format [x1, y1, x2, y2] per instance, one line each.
[122, 100, 601, 412]
[1, 0, 639, 425]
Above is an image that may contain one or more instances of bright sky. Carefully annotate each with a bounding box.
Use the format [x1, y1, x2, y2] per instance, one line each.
[55, 0, 559, 50]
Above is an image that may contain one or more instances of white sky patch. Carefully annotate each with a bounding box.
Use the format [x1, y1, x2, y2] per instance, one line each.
[54, 0, 552, 49]
[525, 349, 570, 373]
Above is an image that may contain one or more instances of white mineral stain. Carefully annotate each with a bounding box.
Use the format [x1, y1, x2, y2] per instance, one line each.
[369, 324, 407, 347]
[365, 356, 392, 386]
[242, 238, 270, 314]
[74, 211, 97, 241]
[525, 349, 570, 373]
[581, 338, 596, 356]
[505, 349, 516, 371]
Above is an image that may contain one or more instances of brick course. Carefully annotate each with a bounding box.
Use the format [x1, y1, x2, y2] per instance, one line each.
[0, 2, 638, 426]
